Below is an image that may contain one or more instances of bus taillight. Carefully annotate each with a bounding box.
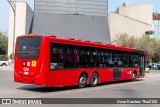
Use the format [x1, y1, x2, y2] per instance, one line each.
[22, 61, 31, 67]
[22, 61, 26, 67]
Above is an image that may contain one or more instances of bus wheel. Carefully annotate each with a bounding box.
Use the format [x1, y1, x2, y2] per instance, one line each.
[132, 72, 137, 81]
[78, 74, 87, 88]
[91, 73, 99, 87]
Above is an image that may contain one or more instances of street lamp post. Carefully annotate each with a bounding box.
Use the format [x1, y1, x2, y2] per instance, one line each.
[111, 40, 118, 44]
[7, 0, 16, 62]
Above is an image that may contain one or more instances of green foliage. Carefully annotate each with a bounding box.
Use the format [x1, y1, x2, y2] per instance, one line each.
[116, 34, 138, 47]
[0, 55, 8, 60]
[0, 32, 8, 55]
[116, 34, 160, 63]
[10, 53, 13, 60]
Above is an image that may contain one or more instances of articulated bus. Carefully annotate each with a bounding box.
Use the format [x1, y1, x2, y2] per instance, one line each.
[14, 34, 146, 88]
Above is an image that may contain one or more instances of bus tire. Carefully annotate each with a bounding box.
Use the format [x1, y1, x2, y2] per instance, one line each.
[91, 73, 99, 87]
[78, 74, 87, 88]
[132, 71, 137, 81]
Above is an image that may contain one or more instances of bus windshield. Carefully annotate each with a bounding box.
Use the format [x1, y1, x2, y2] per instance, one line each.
[17, 37, 42, 59]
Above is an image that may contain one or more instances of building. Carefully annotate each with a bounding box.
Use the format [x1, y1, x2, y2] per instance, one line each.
[109, 2, 153, 42]
[8, 1, 33, 60]
[153, 13, 160, 40]
[31, 0, 110, 43]
[8, 1, 154, 61]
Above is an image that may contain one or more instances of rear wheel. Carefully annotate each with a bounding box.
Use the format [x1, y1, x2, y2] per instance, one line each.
[91, 73, 99, 87]
[132, 72, 137, 81]
[78, 74, 87, 88]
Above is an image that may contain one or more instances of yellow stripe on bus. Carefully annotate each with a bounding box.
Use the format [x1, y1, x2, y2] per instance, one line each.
[32, 61, 37, 67]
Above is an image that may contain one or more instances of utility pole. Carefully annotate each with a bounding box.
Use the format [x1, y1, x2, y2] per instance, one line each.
[107, 0, 108, 15]
[7, 0, 16, 62]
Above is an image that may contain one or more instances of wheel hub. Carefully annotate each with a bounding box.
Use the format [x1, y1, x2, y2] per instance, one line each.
[80, 77, 86, 84]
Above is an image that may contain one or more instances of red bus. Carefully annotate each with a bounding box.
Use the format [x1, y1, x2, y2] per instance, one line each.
[14, 34, 146, 88]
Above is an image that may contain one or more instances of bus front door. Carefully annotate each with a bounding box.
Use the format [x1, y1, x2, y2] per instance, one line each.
[139, 55, 145, 76]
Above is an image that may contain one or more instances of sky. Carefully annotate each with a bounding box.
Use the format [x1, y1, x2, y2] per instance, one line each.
[0, 0, 160, 35]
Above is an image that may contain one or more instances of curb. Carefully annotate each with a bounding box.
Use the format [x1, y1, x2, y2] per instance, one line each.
[149, 70, 160, 73]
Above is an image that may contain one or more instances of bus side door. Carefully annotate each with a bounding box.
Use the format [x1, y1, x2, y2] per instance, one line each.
[113, 53, 122, 80]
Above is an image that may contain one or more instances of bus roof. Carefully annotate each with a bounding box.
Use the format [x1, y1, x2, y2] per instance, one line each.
[20, 34, 145, 54]
[47, 35, 145, 54]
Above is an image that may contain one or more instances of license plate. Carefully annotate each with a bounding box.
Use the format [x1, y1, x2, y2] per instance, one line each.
[24, 71, 29, 75]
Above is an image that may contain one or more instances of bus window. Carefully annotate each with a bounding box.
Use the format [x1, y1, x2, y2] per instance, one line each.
[73, 48, 79, 67]
[97, 49, 107, 67]
[64, 45, 80, 68]
[113, 53, 123, 67]
[127, 54, 134, 67]
[91, 48, 98, 67]
[79, 47, 90, 67]
[122, 53, 138, 68]
[50, 43, 64, 70]
[105, 52, 113, 67]
[17, 37, 42, 59]
[133, 54, 139, 67]
[130, 54, 135, 67]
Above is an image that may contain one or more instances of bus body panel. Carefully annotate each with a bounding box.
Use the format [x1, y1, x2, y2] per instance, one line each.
[60, 68, 114, 86]
[46, 70, 63, 87]
[14, 71, 45, 85]
[120, 68, 138, 80]
[45, 68, 140, 87]
[14, 59, 42, 77]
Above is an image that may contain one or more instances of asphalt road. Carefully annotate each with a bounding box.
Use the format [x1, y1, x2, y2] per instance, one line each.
[0, 69, 160, 107]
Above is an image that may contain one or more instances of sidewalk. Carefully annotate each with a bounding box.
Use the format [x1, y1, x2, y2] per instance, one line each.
[0, 63, 14, 71]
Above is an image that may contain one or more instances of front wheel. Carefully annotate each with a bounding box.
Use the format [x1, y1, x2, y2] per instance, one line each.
[132, 72, 137, 81]
[78, 74, 87, 88]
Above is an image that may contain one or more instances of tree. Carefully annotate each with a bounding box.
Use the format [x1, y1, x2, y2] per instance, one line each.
[10, 53, 13, 60]
[151, 41, 160, 63]
[0, 32, 8, 55]
[115, 34, 160, 63]
[116, 34, 138, 47]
